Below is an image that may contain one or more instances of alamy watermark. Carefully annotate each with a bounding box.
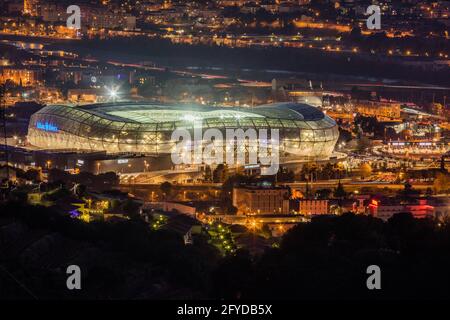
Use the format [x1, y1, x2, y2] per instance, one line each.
[171, 122, 280, 175]
[66, 5, 81, 30]
[366, 265, 381, 290]
[366, 5, 381, 30]
[66, 265, 81, 290]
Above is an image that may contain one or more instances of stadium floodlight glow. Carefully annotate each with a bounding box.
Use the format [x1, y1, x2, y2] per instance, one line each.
[183, 114, 200, 122]
[106, 86, 119, 102]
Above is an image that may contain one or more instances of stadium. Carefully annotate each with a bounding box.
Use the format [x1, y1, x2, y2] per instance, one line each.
[27, 102, 339, 162]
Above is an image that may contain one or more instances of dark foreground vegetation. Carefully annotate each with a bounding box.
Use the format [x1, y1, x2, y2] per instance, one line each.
[1, 202, 450, 299]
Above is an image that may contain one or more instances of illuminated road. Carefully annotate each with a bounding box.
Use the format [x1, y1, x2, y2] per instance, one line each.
[286, 180, 434, 191]
[120, 178, 433, 190]
[346, 83, 450, 91]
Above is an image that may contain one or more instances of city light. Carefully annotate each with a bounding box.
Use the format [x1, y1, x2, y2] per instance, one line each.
[106, 85, 120, 102]
[1, 0, 449, 303]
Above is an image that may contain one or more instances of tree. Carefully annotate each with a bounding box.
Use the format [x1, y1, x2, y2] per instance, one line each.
[300, 164, 313, 181]
[122, 199, 141, 217]
[260, 224, 272, 238]
[316, 188, 332, 199]
[213, 164, 228, 183]
[204, 165, 212, 182]
[212, 249, 253, 299]
[222, 199, 238, 215]
[304, 181, 312, 199]
[160, 182, 173, 199]
[75, 184, 87, 197]
[48, 168, 70, 184]
[25, 168, 42, 182]
[433, 173, 450, 195]
[397, 182, 420, 200]
[360, 163, 373, 180]
[277, 166, 295, 182]
[222, 164, 229, 182]
[222, 174, 254, 193]
[334, 180, 346, 199]
[318, 163, 331, 180]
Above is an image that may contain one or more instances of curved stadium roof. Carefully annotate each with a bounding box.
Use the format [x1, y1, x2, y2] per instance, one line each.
[28, 102, 339, 157]
[73, 102, 327, 123]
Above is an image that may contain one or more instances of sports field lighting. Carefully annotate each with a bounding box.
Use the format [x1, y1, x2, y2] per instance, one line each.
[106, 86, 120, 102]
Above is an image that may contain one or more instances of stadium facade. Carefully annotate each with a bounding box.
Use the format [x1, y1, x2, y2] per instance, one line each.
[27, 102, 339, 162]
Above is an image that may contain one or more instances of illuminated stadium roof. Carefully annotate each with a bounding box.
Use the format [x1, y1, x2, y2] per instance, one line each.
[76, 102, 327, 123]
[28, 102, 339, 158]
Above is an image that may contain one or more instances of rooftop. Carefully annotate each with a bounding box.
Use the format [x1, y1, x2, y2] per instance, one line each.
[73, 102, 326, 123]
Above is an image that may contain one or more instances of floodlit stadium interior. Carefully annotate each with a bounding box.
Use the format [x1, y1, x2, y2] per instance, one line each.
[27, 102, 340, 163]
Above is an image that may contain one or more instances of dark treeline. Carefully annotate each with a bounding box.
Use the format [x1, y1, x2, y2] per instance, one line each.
[1, 202, 450, 299]
[48, 169, 119, 192]
[215, 213, 450, 299]
[55, 37, 450, 86]
[0, 202, 219, 299]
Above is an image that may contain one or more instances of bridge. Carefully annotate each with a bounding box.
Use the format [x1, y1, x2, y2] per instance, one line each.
[120, 168, 202, 185]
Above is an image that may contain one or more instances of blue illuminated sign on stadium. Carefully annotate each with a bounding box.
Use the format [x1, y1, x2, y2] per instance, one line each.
[36, 121, 58, 132]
